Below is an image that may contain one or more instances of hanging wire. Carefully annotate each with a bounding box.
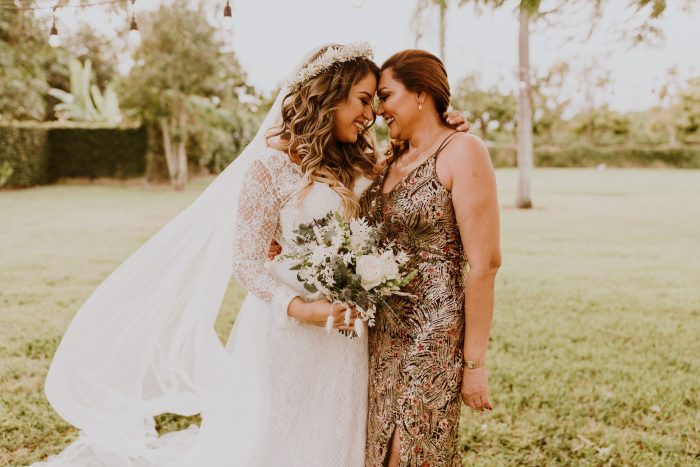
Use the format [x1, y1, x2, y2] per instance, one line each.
[0, 0, 124, 10]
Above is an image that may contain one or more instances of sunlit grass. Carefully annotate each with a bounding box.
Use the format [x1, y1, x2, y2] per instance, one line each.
[1, 169, 698, 466]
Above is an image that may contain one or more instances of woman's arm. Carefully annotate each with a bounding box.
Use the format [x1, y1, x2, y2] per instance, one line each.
[441, 134, 501, 411]
[232, 158, 302, 325]
[232, 156, 356, 330]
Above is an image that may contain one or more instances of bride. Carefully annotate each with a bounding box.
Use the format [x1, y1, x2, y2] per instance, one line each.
[34, 43, 378, 467]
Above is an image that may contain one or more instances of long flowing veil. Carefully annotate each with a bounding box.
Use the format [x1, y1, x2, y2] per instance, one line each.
[37, 47, 326, 467]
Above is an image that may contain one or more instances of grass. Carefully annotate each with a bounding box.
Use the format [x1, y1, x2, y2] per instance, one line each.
[1, 169, 699, 466]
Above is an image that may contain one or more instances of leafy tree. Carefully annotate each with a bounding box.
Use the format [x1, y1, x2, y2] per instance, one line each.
[413, 0, 449, 61]
[531, 62, 571, 145]
[576, 59, 612, 145]
[677, 76, 700, 143]
[452, 74, 516, 141]
[453, 0, 684, 207]
[0, 10, 52, 121]
[121, 0, 250, 190]
[61, 22, 120, 90]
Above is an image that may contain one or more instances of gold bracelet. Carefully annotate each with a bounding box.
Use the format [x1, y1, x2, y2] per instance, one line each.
[464, 360, 486, 369]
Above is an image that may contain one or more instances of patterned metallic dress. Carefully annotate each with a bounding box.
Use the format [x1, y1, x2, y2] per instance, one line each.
[359, 134, 466, 467]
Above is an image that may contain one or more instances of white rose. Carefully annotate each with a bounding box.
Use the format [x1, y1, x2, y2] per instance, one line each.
[380, 251, 400, 280]
[356, 255, 385, 291]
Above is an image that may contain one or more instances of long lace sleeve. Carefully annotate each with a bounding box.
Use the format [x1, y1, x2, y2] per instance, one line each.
[232, 157, 300, 326]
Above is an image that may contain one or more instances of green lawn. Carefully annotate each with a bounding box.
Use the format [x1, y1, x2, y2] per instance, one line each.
[1, 169, 699, 466]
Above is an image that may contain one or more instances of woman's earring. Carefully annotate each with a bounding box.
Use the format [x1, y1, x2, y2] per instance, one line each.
[418, 102, 423, 111]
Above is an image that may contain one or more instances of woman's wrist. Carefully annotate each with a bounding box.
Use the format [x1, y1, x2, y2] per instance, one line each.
[464, 348, 487, 369]
[464, 359, 486, 370]
[287, 297, 308, 321]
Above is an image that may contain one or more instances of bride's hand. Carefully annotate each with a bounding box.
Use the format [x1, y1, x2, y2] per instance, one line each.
[443, 110, 471, 133]
[267, 240, 282, 260]
[289, 299, 358, 331]
[461, 367, 493, 412]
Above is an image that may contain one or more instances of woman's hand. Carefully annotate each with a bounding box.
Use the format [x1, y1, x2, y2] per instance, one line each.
[443, 110, 471, 133]
[461, 366, 493, 411]
[288, 298, 358, 332]
[267, 240, 282, 261]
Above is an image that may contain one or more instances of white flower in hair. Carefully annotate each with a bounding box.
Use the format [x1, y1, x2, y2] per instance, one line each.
[287, 42, 374, 93]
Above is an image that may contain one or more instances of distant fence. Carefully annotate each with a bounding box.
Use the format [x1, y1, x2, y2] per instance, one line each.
[0, 122, 146, 188]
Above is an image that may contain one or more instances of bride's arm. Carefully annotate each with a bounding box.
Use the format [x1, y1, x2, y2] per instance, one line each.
[232, 157, 352, 329]
[231, 158, 302, 325]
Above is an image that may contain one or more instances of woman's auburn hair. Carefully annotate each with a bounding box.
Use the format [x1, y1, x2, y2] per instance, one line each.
[267, 46, 380, 218]
[380, 49, 451, 164]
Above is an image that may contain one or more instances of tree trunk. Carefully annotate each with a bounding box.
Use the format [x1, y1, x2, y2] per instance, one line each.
[439, 3, 447, 63]
[668, 122, 679, 148]
[159, 117, 178, 185]
[516, 8, 533, 209]
[145, 122, 169, 182]
[479, 117, 489, 141]
[174, 108, 188, 191]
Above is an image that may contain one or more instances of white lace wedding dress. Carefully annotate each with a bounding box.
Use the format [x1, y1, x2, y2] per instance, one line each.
[227, 147, 371, 466]
[32, 147, 371, 467]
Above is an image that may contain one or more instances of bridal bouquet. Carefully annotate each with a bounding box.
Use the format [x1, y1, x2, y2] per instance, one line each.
[277, 211, 416, 337]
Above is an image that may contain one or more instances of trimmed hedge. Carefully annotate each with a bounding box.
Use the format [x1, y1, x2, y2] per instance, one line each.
[48, 126, 146, 180]
[488, 145, 700, 169]
[0, 123, 146, 188]
[0, 123, 50, 187]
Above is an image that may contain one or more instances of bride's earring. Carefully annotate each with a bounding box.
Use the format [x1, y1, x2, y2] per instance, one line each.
[418, 101, 423, 111]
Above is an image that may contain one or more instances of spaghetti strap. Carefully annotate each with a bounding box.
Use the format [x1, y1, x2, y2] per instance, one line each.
[431, 131, 460, 160]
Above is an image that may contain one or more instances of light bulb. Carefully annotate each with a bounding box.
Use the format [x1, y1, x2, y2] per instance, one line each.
[49, 34, 61, 47]
[49, 22, 60, 48]
[128, 28, 141, 47]
[128, 16, 141, 47]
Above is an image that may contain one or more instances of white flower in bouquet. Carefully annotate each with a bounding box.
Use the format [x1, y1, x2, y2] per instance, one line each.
[349, 218, 372, 250]
[356, 254, 387, 291]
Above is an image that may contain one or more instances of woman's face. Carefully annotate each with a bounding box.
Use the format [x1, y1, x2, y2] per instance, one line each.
[332, 72, 377, 144]
[377, 68, 420, 140]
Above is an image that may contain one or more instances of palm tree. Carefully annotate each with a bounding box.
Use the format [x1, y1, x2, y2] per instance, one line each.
[413, 0, 449, 62]
[453, 0, 539, 208]
[454, 0, 677, 208]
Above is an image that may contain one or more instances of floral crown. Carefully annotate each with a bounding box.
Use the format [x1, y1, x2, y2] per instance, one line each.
[286, 42, 375, 93]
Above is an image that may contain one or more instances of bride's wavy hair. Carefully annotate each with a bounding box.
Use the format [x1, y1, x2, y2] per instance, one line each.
[267, 45, 380, 218]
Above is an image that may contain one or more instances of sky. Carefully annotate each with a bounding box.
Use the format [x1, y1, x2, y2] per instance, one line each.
[53, 0, 700, 113]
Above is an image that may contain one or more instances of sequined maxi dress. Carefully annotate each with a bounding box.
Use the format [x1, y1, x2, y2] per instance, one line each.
[359, 134, 466, 467]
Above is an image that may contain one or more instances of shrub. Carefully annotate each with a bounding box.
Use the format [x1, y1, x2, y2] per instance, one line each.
[487, 144, 700, 168]
[48, 125, 146, 180]
[0, 123, 50, 188]
[0, 122, 147, 188]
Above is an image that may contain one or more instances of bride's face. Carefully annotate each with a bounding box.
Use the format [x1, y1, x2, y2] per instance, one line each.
[332, 72, 377, 144]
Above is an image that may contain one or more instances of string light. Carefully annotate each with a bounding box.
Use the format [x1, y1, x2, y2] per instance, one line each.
[0, 0, 124, 10]
[128, 0, 141, 47]
[2, 0, 232, 45]
[49, 7, 60, 48]
[222, 0, 233, 31]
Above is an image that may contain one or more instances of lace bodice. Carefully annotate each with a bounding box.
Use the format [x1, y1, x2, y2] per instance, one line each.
[231, 148, 372, 323]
